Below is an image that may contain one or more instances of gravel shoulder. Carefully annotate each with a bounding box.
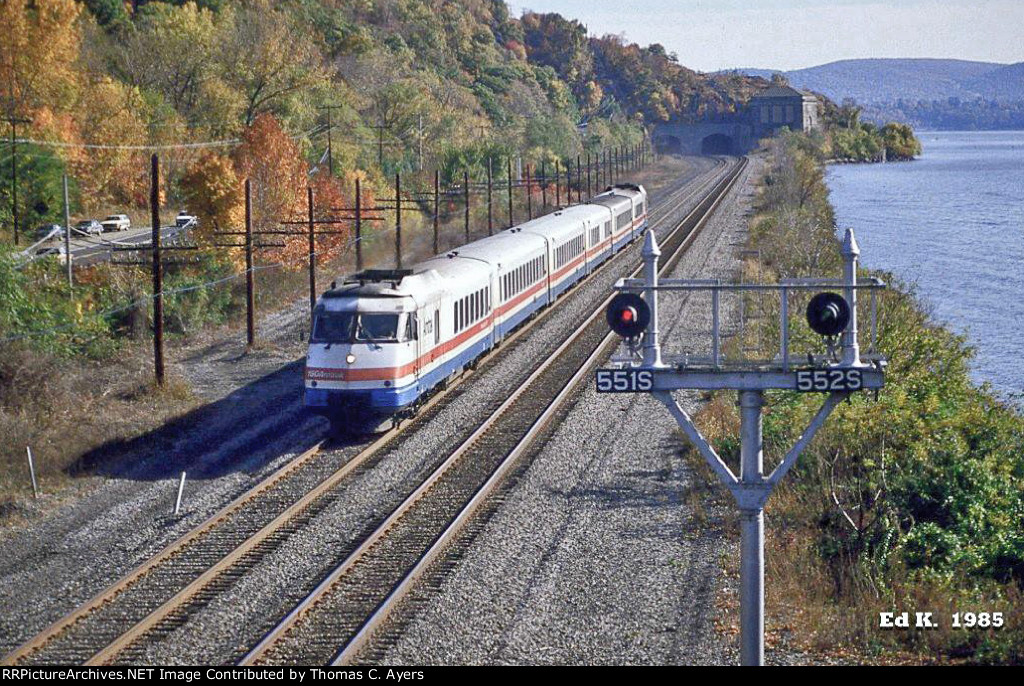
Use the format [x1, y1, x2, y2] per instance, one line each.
[0, 156, 718, 660]
[373, 156, 765, 665]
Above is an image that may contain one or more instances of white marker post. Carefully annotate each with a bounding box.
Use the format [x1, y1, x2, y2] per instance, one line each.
[173, 471, 187, 516]
[26, 447, 39, 499]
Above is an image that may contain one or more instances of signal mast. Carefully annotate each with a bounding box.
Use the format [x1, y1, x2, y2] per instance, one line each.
[597, 228, 887, 665]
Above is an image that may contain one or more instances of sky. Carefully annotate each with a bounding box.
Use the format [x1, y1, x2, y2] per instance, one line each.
[507, 0, 1024, 72]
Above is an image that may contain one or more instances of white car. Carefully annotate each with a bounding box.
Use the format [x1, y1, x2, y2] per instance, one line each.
[101, 214, 131, 232]
[175, 211, 197, 229]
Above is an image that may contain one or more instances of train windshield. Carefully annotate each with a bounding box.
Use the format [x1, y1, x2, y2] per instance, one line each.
[312, 311, 403, 343]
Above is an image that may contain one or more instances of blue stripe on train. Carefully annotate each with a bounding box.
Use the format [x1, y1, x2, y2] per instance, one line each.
[305, 222, 647, 417]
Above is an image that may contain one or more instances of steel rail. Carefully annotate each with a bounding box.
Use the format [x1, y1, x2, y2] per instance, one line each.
[2, 157, 732, 667]
[242, 157, 748, 665]
[335, 156, 749, 664]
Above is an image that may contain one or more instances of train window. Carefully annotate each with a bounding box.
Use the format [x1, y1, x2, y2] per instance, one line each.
[617, 211, 630, 230]
[311, 311, 355, 343]
[404, 314, 416, 341]
[355, 313, 400, 342]
[434, 310, 440, 345]
[604, 221, 611, 238]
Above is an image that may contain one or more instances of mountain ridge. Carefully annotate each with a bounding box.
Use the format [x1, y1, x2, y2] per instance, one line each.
[723, 58, 1023, 104]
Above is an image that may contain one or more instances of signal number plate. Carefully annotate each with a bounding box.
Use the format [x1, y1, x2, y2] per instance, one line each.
[795, 368, 863, 392]
[595, 369, 654, 393]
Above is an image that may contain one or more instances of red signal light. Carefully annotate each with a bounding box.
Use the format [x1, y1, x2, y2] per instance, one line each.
[606, 293, 650, 338]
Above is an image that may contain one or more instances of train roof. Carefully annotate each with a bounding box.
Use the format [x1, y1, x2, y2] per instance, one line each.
[448, 229, 546, 266]
[511, 205, 606, 243]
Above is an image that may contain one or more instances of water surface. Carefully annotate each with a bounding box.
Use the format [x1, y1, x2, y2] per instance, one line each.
[827, 131, 1023, 403]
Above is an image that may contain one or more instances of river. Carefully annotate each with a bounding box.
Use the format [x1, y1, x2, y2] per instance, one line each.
[826, 130, 1024, 404]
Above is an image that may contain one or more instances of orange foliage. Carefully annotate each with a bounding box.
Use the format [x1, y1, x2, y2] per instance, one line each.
[308, 171, 351, 265]
[232, 114, 308, 269]
[180, 153, 244, 257]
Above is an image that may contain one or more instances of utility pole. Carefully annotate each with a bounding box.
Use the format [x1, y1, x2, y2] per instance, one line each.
[317, 105, 342, 176]
[433, 170, 440, 253]
[62, 174, 71, 290]
[525, 164, 532, 220]
[464, 170, 470, 241]
[4, 113, 31, 245]
[565, 162, 572, 205]
[576, 155, 582, 202]
[554, 159, 561, 206]
[486, 158, 493, 236]
[587, 153, 592, 199]
[150, 154, 164, 386]
[371, 122, 391, 168]
[507, 157, 514, 228]
[355, 178, 363, 271]
[418, 114, 424, 171]
[307, 187, 317, 321]
[541, 160, 547, 209]
[395, 172, 402, 269]
[242, 180, 252, 346]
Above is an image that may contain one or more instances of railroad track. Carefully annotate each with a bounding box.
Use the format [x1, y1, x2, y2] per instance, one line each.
[1, 156, 739, 667]
[243, 157, 749, 665]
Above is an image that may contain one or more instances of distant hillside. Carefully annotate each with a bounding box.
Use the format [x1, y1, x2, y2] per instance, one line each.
[725, 58, 1024, 129]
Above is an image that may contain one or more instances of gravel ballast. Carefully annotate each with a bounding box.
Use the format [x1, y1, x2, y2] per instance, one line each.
[372, 156, 766, 665]
[0, 156, 722, 662]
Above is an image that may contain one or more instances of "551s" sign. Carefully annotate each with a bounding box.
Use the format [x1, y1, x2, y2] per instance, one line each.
[595, 368, 654, 393]
[794, 368, 863, 392]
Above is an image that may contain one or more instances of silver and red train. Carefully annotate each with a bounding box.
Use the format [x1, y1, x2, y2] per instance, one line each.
[304, 183, 648, 433]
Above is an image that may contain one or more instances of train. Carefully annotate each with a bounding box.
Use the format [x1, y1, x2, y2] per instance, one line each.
[304, 183, 648, 434]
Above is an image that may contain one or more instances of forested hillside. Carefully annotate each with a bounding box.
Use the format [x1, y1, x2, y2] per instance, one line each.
[0, 0, 767, 232]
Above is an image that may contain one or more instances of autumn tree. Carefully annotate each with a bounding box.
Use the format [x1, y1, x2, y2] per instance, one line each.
[220, 0, 328, 126]
[180, 153, 243, 243]
[232, 114, 308, 268]
[0, 0, 82, 117]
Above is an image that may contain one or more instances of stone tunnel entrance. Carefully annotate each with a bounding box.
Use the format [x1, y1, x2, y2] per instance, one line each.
[655, 135, 682, 155]
[701, 133, 733, 155]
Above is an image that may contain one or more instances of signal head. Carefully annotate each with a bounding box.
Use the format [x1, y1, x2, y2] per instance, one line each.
[607, 293, 651, 338]
[806, 292, 851, 337]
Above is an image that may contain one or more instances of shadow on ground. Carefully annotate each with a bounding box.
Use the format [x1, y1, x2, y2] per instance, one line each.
[66, 360, 347, 481]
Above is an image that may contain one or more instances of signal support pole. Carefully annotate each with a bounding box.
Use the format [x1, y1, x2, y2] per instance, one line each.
[738, 389, 765, 667]
[598, 228, 887, 666]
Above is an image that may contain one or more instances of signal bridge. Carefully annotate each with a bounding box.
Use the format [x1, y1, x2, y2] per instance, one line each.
[596, 227, 886, 666]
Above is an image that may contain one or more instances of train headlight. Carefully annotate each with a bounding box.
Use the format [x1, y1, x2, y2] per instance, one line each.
[346, 353, 356, 365]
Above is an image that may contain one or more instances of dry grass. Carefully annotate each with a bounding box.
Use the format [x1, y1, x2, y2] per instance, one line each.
[0, 157, 687, 528]
[0, 343, 199, 524]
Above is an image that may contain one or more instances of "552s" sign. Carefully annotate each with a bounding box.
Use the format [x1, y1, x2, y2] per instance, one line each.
[794, 368, 863, 392]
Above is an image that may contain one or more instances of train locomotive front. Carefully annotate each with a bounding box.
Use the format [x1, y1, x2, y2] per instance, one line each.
[304, 271, 430, 433]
